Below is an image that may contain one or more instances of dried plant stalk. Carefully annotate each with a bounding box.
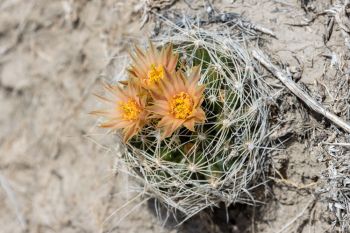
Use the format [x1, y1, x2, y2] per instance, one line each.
[252, 49, 350, 133]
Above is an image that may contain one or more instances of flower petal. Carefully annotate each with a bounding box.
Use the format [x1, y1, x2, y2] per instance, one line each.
[123, 123, 138, 142]
[161, 119, 184, 138]
[100, 119, 129, 129]
[90, 110, 117, 117]
[183, 119, 195, 131]
[148, 100, 169, 116]
[194, 108, 206, 122]
[157, 115, 174, 128]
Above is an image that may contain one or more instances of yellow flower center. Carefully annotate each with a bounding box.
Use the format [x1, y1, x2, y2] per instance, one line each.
[170, 92, 193, 119]
[119, 100, 141, 121]
[147, 64, 164, 85]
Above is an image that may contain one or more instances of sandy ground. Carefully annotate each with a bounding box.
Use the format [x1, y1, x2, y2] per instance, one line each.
[0, 0, 347, 232]
[0, 1, 165, 232]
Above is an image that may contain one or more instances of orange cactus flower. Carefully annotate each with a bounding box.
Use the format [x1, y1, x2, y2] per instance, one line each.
[128, 42, 178, 89]
[148, 66, 206, 138]
[91, 81, 148, 142]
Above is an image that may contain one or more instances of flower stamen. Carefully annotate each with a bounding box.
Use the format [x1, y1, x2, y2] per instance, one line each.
[119, 100, 141, 121]
[147, 64, 164, 85]
[170, 92, 193, 119]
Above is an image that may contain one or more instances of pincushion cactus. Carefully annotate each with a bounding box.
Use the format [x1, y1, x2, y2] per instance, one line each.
[93, 24, 272, 219]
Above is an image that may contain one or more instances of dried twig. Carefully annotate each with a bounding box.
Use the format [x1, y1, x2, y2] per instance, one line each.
[321, 142, 350, 147]
[269, 176, 318, 189]
[324, 17, 335, 43]
[140, 0, 178, 28]
[208, 13, 276, 37]
[252, 49, 350, 133]
[286, 12, 326, 27]
[325, 1, 350, 49]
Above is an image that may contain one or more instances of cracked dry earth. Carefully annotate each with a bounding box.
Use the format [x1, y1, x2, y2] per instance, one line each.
[0, 0, 346, 233]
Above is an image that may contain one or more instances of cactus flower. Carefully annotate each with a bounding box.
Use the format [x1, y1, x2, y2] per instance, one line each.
[91, 82, 148, 142]
[128, 42, 178, 89]
[149, 66, 206, 138]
